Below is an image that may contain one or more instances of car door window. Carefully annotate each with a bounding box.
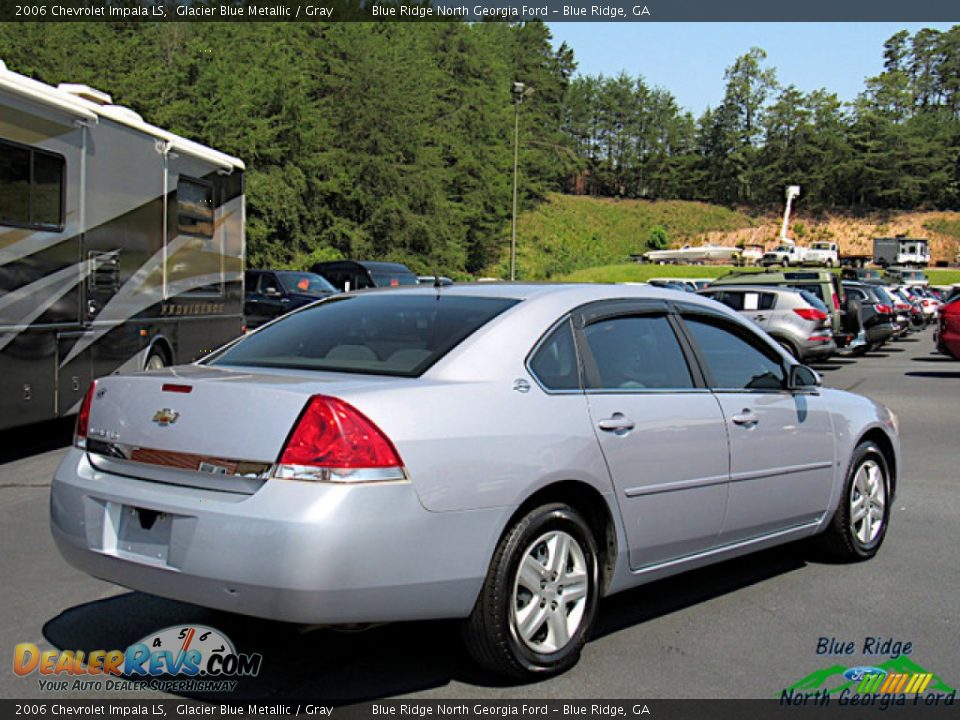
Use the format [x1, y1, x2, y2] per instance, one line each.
[583, 315, 694, 390]
[528, 319, 580, 391]
[683, 316, 785, 391]
[261, 274, 282, 296]
[718, 291, 744, 310]
[758, 292, 776, 310]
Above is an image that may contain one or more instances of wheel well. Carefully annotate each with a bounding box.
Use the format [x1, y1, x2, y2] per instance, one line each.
[509, 481, 617, 595]
[146, 338, 173, 367]
[859, 428, 897, 496]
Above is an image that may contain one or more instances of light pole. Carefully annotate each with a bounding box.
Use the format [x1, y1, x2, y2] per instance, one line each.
[510, 81, 531, 282]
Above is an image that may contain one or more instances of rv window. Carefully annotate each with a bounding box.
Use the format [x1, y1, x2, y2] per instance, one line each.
[0, 139, 64, 229]
[169, 177, 222, 297]
[177, 178, 214, 238]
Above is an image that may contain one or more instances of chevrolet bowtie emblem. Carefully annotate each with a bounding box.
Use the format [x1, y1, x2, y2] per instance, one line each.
[152, 408, 180, 427]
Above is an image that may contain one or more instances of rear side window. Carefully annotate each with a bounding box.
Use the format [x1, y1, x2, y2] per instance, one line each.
[583, 315, 694, 390]
[683, 316, 785, 391]
[529, 319, 580, 391]
[210, 294, 519, 377]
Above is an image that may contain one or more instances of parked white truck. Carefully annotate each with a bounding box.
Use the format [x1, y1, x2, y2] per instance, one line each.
[803, 242, 839, 267]
[761, 243, 806, 266]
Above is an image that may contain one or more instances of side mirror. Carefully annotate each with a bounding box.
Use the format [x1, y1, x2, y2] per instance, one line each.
[264, 287, 282, 298]
[788, 364, 821, 391]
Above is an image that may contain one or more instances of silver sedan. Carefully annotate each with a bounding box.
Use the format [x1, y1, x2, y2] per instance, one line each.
[51, 284, 900, 678]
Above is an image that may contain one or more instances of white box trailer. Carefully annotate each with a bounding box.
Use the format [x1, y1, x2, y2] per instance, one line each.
[873, 237, 930, 267]
[0, 61, 245, 430]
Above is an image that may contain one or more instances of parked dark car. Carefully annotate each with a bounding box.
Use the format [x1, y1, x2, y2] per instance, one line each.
[841, 281, 899, 352]
[244, 270, 336, 329]
[311, 260, 419, 292]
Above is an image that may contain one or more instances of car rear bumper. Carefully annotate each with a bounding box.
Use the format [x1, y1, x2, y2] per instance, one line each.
[51, 448, 505, 624]
[799, 338, 837, 361]
[865, 323, 897, 345]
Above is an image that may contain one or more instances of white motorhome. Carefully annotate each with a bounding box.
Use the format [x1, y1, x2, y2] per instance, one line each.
[0, 61, 245, 430]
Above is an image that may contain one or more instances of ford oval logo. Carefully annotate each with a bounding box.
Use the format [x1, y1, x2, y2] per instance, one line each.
[844, 666, 887, 682]
[152, 408, 180, 427]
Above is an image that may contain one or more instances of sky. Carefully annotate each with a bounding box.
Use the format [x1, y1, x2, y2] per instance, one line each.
[547, 23, 958, 116]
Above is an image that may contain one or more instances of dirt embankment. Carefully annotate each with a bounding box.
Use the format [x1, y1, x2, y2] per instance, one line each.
[698, 211, 960, 263]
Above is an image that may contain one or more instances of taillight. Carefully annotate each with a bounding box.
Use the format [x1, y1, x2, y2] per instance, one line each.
[274, 395, 405, 483]
[832, 292, 840, 311]
[807, 335, 832, 343]
[74, 380, 97, 449]
[876, 303, 893, 314]
[794, 308, 828, 322]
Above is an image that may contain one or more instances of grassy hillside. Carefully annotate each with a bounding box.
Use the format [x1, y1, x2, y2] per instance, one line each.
[488, 194, 960, 281]
[490, 194, 754, 280]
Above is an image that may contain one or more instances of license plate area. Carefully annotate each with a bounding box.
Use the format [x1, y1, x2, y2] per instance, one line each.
[103, 503, 175, 566]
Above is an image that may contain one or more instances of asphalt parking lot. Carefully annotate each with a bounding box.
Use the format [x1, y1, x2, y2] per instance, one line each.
[1, 327, 957, 702]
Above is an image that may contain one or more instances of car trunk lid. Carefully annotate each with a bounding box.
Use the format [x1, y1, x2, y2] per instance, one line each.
[82, 365, 404, 493]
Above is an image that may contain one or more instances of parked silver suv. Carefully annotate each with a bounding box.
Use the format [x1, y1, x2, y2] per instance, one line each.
[699, 285, 837, 361]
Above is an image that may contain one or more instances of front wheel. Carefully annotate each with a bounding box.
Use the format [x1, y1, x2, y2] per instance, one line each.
[818, 441, 891, 561]
[462, 503, 599, 679]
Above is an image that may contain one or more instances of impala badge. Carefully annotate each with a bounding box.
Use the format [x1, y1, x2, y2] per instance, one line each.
[152, 408, 180, 427]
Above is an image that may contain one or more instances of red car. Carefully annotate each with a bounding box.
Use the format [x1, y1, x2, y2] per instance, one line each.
[936, 297, 960, 359]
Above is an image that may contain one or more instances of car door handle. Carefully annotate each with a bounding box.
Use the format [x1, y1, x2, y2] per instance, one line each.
[755, 314, 767, 321]
[598, 413, 636, 435]
[731, 410, 759, 427]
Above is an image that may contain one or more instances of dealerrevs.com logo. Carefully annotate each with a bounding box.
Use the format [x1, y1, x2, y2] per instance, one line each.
[14, 625, 262, 693]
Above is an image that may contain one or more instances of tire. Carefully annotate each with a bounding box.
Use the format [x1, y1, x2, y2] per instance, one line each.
[818, 441, 891, 561]
[781, 259, 790, 267]
[776, 339, 799, 359]
[462, 503, 600, 679]
[144, 346, 169, 371]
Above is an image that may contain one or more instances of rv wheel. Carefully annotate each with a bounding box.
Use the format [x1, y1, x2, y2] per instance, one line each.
[145, 348, 169, 371]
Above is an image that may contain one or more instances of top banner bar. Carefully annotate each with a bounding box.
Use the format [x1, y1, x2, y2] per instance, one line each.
[1, 0, 959, 22]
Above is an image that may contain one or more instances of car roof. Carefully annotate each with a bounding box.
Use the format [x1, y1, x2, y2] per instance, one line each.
[348, 282, 724, 309]
[357, 261, 415, 272]
[701, 284, 805, 295]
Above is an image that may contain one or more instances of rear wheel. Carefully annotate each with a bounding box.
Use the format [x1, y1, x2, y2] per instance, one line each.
[818, 441, 891, 561]
[462, 503, 599, 679]
[781, 258, 790, 267]
[776, 338, 799, 359]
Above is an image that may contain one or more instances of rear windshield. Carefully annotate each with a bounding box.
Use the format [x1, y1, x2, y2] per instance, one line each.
[784, 283, 825, 304]
[872, 286, 895, 305]
[209, 294, 519, 376]
[798, 289, 828, 312]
